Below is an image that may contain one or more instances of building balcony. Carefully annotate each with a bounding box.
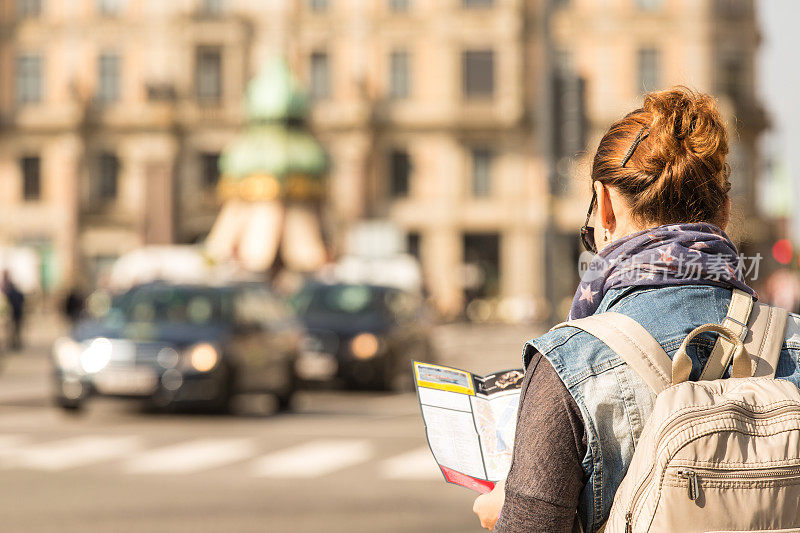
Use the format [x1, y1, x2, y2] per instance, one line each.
[1, 103, 85, 132]
[0, 202, 71, 239]
[83, 100, 179, 130]
[175, 101, 244, 127]
[308, 97, 528, 132]
[80, 203, 138, 228]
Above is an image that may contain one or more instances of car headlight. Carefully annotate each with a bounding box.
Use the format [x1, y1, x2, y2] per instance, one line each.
[350, 333, 380, 360]
[187, 343, 218, 372]
[80, 338, 113, 373]
[53, 337, 82, 371]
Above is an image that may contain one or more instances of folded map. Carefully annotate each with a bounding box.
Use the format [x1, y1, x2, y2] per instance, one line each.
[413, 361, 523, 494]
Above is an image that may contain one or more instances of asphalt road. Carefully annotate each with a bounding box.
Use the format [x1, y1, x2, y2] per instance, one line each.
[0, 317, 542, 533]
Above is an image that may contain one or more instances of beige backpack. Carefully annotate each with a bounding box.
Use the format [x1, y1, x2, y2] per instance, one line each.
[555, 290, 800, 532]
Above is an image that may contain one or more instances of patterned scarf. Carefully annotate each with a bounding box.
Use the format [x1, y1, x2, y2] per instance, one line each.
[569, 223, 756, 320]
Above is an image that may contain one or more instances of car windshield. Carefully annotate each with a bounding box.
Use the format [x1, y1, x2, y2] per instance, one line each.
[293, 284, 385, 317]
[104, 286, 231, 326]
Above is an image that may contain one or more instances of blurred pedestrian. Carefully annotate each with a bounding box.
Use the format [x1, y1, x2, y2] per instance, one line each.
[63, 286, 86, 325]
[1, 270, 25, 351]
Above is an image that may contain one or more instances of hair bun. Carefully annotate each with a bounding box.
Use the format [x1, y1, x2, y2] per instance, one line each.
[643, 86, 727, 174]
[590, 86, 731, 227]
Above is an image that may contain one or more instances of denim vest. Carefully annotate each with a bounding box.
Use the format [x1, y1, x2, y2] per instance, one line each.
[526, 285, 800, 533]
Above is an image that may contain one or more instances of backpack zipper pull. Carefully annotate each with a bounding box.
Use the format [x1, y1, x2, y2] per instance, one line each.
[677, 469, 700, 501]
[625, 511, 632, 533]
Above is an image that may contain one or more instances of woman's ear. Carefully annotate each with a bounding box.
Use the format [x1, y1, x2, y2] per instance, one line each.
[594, 181, 616, 232]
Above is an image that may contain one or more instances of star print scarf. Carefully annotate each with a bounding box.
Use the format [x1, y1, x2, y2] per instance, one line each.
[569, 223, 756, 320]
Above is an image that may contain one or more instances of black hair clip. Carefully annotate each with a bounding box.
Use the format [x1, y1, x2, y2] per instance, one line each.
[620, 126, 650, 168]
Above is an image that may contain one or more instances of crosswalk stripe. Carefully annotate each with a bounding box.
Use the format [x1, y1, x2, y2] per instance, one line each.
[0, 435, 29, 450]
[0, 432, 447, 481]
[124, 438, 256, 474]
[379, 446, 442, 480]
[0, 410, 62, 429]
[0, 436, 142, 471]
[251, 439, 373, 478]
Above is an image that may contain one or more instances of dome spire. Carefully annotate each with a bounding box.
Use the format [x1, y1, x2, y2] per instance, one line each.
[245, 57, 309, 123]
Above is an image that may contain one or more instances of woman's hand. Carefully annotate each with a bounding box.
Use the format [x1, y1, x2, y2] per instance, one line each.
[473, 479, 505, 530]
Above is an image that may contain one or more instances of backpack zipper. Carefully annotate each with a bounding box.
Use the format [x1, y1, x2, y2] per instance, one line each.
[623, 401, 800, 531]
[675, 469, 700, 500]
[674, 466, 800, 501]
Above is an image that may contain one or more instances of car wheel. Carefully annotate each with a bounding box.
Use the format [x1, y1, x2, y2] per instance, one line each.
[275, 390, 294, 412]
[206, 364, 235, 415]
[275, 360, 297, 412]
[56, 398, 84, 414]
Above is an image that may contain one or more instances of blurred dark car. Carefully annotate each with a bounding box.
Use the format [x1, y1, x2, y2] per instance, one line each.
[291, 282, 436, 390]
[51, 281, 304, 413]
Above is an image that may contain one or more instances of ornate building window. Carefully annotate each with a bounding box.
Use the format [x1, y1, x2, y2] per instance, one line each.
[201, 153, 221, 189]
[17, 0, 42, 18]
[96, 0, 125, 16]
[94, 153, 120, 203]
[463, 233, 500, 301]
[463, 50, 494, 98]
[310, 51, 331, 99]
[16, 53, 43, 105]
[471, 148, 492, 197]
[389, 150, 411, 198]
[636, 47, 660, 93]
[196, 46, 223, 102]
[389, 0, 410, 11]
[199, 0, 224, 15]
[635, 0, 664, 10]
[21, 156, 41, 201]
[389, 50, 410, 99]
[714, 0, 747, 17]
[97, 53, 120, 104]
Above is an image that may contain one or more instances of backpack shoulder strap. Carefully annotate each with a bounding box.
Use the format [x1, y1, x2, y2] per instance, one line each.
[743, 303, 789, 378]
[699, 289, 788, 380]
[700, 289, 754, 380]
[551, 312, 671, 394]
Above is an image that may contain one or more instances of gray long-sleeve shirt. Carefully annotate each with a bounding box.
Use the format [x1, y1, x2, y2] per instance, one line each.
[493, 349, 587, 532]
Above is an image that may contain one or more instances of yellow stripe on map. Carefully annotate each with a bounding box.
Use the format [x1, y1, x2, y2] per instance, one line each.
[413, 361, 475, 395]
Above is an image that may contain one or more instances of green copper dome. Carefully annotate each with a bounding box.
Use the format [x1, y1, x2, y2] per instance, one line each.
[218, 56, 328, 189]
[245, 58, 309, 122]
[219, 125, 327, 179]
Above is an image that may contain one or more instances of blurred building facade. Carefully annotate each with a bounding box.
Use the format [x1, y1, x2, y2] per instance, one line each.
[545, 0, 767, 317]
[0, 0, 767, 319]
